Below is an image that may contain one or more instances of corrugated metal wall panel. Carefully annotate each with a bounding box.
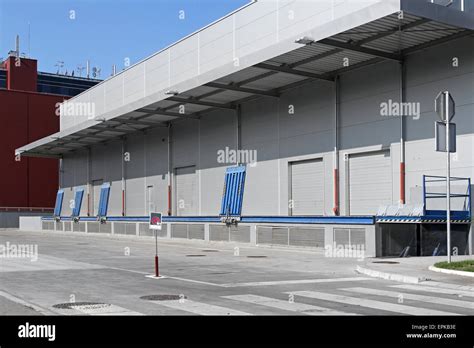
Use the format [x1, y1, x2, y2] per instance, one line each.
[139, 223, 153, 236]
[99, 223, 111, 234]
[350, 228, 366, 246]
[290, 159, 324, 215]
[114, 222, 136, 235]
[188, 224, 205, 240]
[87, 221, 100, 233]
[257, 226, 289, 245]
[42, 221, 54, 230]
[175, 166, 198, 216]
[230, 225, 251, 243]
[289, 227, 325, 248]
[91, 180, 103, 216]
[334, 227, 367, 247]
[171, 224, 188, 238]
[334, 228, 350, 245]
[209, 225, 230, 241]
[72, 222, 86, 232]
[348, 150, 392, 215]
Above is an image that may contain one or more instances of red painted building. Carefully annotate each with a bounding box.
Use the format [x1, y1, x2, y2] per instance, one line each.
[0, 54, 99, 213]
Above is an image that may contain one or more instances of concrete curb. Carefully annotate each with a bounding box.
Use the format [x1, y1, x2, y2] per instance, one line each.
[355, 265, 427, 284]
[429, 265, 474, 278]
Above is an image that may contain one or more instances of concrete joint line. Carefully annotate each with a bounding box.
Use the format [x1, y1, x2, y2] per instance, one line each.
[0, 289, 57, 315]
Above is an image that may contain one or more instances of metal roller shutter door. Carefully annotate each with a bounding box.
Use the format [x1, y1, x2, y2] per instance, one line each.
[290, 159, 324, 215]
[348, 150, 392, 215]
[175, 166, 198, 216]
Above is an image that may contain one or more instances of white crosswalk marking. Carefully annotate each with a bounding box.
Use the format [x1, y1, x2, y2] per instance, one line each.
[150, 300, 251, 315]
[391, 284, 474, 298]
[221, 277, 374, 288]
[223, 294, 359, 315]
[422, 281, 474, 292]
[290, 291, 461, 316]
[342, 287, 474, 310]
[58, 304, 142, 316]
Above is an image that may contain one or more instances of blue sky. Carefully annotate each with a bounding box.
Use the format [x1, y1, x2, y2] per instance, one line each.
[0, 0, 250, 77]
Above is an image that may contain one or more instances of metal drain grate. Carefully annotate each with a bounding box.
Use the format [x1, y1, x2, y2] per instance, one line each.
[247, 255, 267, 258]
[202, 249, 219, 252]
[140, 295, 186, 301]
[372, 261, 399, 264]
[53, 302, 110, 309]
[186, 254, 206, 257]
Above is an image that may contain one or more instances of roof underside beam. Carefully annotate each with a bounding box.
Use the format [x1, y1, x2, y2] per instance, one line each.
[166, 96, 236, 110]
[19, 151, 62, 159]
[112, 118, 169, 127]
[254, 63, 334, 81]
[355, 18, 431, 45]
[89, 125, 128, 134]
[401, 29, 472, 55]
[205, 82, 280, 97]
[318, 38, 403, 61]
[136, 108, 200, 119]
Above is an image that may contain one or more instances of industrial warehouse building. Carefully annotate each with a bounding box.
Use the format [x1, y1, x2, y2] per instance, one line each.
[17, 0, 473, 257]
[0, 47, 100, 227]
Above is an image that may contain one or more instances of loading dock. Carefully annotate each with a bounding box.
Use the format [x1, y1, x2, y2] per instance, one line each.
[15, 1, 474, 257]
[348, 150, 392, 216]
[175, 166, 198, 216]
[289, 158, 324, 216]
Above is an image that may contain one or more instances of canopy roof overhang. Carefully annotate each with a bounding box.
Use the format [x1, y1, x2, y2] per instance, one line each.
[16, 0, 474, 159]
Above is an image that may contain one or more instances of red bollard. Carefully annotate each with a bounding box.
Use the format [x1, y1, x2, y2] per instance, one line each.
[155, 255, 159, 277]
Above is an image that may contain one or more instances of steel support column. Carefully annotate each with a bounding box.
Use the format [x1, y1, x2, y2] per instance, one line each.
[333, 75, 340, 216]
[400, 59, 406, 205]
[121, 138, 126, 216]
[167, 123, 172, 216]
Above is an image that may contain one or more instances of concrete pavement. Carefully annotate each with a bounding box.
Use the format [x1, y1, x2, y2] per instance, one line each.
[358, 255, 474, 284]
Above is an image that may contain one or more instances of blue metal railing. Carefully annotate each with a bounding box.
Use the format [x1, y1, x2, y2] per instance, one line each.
[422, 175, 471, 219]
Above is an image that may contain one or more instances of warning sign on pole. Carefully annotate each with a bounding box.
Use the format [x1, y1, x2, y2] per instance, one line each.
[435, 121, 456, 152]
[149, 212, 162, 230]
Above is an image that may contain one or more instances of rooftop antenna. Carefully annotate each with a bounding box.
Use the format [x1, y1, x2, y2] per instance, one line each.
[55, 60, 64, 74]
[8, 35, 20, 57]
[15, 35, 20, 56]
[27, 22, 31, 58]
[92, 66, 101, 78]
[111, 64, 116, 76]
[86, 60, 90, 79]
[76, 64, 85, 77]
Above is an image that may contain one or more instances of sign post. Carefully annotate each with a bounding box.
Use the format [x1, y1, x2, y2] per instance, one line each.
[435, 91, 455, 263]
[149, 212, 162, 276]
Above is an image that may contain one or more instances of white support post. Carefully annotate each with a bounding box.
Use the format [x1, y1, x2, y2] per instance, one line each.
[445, 94, 451, 263]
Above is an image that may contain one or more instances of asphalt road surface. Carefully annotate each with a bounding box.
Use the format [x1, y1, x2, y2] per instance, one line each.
[0, 229, 473, 316]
